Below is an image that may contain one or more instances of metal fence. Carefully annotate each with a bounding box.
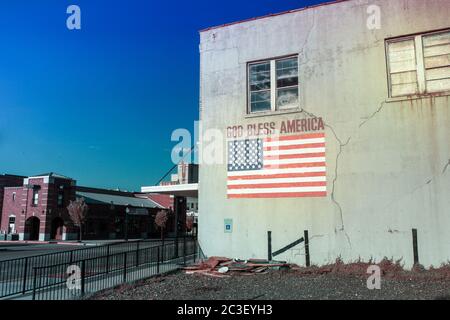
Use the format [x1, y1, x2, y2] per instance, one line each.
[31, 238, 197, 300]
[0, 237, 192, 299]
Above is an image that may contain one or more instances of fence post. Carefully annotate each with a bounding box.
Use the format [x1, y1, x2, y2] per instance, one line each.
[174, 235, 178, 258]
[32, 267, 37, 301]
[22, 257, 29, 294]
[106, 244, 110, 274]
[304, 230, 310, 267]
[412, 228, 419, 265]
[157, 246, 160, 274]
[193, 239, 197, 263]
[81, 260, 86, 296]
[123, 252, 127, 283]
[183, 233, 187, 265]
[136, 241, 140, 267]
[267, 231, 272, 261]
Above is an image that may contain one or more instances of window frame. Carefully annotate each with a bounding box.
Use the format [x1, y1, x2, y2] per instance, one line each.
[32, 189, 39, 206]
[386, 28, 450, 98]
[247, 54, 300, 114]
[57, 192, 64, 207]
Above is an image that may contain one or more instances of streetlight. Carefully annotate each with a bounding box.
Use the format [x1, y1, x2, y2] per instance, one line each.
[125, 206, 130, 241]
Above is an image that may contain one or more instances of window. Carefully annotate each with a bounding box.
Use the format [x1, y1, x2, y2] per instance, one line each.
[32, 189, 39, 206]
[276, 57, 299, 109]
[57, 192, 64, 207]
[248, 56, 299, 113]
[8, 216, 15, 234]
[249, 61, 271, 112]
[57, 185, 64, 207]
[12, 193, 16, 202]
[387, 30, 450, 97]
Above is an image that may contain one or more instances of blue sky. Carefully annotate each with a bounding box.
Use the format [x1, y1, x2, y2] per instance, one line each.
[0, 0, 326, 191]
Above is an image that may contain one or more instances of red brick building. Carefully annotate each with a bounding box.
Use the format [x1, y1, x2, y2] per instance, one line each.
[1, 173, 174, 241]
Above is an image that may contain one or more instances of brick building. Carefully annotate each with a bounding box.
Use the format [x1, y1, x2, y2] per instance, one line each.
[1, 173, 173, 241]
[0, 174, 26, 239]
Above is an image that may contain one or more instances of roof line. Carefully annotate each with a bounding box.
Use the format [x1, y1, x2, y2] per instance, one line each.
[199, 0, 351, 33]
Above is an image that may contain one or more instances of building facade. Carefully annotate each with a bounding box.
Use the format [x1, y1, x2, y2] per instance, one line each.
[198, 0, 450, 268]
[1, 173, 170, 241]
[1, 173, 78, 241]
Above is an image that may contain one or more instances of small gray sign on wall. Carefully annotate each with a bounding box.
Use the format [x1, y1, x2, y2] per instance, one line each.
[224, 219, 233, 233]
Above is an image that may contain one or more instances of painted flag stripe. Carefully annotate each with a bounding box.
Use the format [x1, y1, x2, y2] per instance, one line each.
[264, 138, 325, 147]
[227, 171, 326, 180]
[264, 152, 326, 161]
[264, 147, 326, 156]
[264, 157, 326, 166]
[227, 167, 326, 177]
[228, 181, 327, 189]
[264, 162, 326, 170]
[228, 192, 327, 199]
[264, 142, 325, 151]
[228, 176, 326, 185]
[264, 133, 325, 142]
[227, 186, 327, 194]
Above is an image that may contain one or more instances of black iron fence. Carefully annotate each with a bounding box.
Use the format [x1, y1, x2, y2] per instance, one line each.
[0, 237, 194, 299]
[31, 237, 197, 300]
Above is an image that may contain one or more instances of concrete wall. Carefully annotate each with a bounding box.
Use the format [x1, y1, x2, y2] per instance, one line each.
[198, 0, 450, 268]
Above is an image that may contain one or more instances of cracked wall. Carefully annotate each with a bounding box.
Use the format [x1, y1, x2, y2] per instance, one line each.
[198, 0, 450, 268]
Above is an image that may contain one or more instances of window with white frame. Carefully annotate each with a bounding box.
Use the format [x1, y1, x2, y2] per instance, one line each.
[248, 56, 299, 113]
[387, 30, 450, 98]
[32, 189, 39, 206]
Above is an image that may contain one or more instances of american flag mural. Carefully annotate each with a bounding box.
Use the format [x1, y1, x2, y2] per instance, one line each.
[227, 133, 327, 199]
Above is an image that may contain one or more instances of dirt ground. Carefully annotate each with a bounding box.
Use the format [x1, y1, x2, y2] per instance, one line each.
[91, 263, 450, 300]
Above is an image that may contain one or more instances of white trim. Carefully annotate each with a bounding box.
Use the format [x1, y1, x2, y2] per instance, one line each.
[415, 35, 426, 93]
[270, 59, 276, 112]
[141, 183, 198, 197]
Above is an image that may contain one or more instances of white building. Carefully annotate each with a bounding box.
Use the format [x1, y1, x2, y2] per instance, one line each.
[198, 0, 450, 268]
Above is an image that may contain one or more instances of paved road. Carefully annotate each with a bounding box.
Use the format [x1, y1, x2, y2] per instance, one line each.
[0, 239, 169, 261]
[0, 243, 80, 261]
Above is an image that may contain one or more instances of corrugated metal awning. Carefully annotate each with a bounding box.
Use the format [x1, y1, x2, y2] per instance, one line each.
[76, 191, 163, 209]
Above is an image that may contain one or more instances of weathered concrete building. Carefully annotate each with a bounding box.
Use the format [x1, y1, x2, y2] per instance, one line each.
[198, 0, 450, 268]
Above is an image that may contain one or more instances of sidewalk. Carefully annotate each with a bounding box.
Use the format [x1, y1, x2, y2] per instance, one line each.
[0, 238, 177, 246]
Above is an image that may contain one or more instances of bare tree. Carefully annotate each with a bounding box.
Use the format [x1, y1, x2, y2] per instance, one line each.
[186, 216, 194, 232]
[154, 210, 168, 240]
[67, 197, 88, 242]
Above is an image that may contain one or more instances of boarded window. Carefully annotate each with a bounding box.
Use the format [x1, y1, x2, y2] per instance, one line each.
[387, 39, 419, 97]
[387, 29, 450, 97]
[423, 31, 450, 93]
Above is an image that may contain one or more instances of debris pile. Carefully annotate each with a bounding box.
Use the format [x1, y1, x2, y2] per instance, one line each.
[183, 257, 292, 278]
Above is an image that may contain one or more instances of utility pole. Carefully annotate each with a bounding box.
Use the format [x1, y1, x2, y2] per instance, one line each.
[125, 207, 129, 241]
